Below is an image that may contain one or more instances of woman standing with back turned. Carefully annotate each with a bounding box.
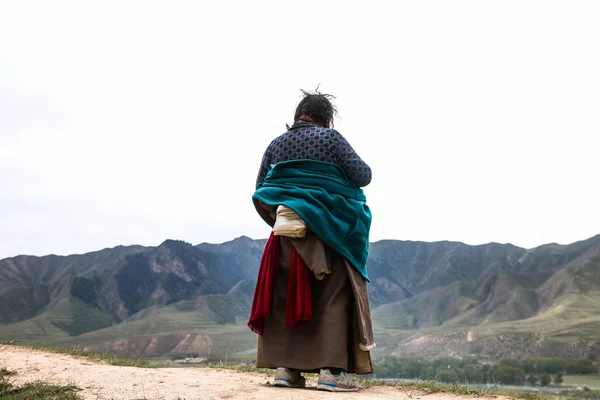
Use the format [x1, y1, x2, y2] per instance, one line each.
[249, 89, 375, 392]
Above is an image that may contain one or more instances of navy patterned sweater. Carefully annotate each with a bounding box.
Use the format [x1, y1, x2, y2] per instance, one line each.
[256, 121, 372, 189]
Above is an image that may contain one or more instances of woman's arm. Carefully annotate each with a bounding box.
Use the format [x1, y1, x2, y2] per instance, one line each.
[255, 143, 273, 189]
[332, 131, 372, 187]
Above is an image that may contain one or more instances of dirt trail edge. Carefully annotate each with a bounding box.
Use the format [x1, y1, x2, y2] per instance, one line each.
[0, 345, 502, 400]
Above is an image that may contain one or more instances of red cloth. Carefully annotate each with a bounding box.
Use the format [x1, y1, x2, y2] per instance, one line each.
[285, 246, 312, 330]
[248, 232, 312, 335]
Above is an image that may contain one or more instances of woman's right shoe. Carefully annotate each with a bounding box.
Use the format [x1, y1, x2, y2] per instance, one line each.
[317, 368, 359, 392]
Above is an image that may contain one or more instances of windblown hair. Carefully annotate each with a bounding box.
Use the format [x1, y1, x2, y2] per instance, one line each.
[294, 87, 338, 128]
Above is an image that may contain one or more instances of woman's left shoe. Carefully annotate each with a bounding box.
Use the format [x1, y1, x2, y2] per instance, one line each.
[273, 367, 306, 388]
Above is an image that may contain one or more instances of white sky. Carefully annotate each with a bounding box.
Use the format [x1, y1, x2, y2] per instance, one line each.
[0, 1, 599, 258]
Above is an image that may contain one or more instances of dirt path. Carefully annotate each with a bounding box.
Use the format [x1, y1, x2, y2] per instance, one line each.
[0, 345, 498, 400]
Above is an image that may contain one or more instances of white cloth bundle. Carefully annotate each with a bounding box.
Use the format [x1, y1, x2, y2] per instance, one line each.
[272, 205, 307, 238]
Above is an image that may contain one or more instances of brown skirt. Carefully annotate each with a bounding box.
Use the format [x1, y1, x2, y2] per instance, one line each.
[256, 234, 373, 374]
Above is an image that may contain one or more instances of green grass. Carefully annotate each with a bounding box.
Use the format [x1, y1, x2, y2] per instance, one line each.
[0, 369, 83, 400]
[562, 374, 600, 389]
[358, 377, 494, 395]
[0, 369, 15, 379]
[0, 380, 83, 400]
[356, 378, 592, 400]
[205, 361, 275, 376]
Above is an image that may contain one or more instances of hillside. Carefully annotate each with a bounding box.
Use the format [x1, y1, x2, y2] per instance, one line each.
[1, 235, 599, 360]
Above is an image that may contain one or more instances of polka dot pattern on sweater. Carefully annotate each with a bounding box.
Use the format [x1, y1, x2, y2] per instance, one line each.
[256, 121, 372, 188]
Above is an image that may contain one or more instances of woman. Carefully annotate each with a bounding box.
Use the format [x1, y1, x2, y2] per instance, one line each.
[249, 89, 375, 392]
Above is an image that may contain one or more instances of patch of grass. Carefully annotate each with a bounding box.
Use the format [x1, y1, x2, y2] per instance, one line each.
[562, 374, 600, 389]
[0, 380, 83, 400]
[559, 389, 600, 400]
[205, 361, 275, 376]
[0, 369, 15, 379]
[356, 378, 590, 400]
[358, 377, 495, 396]
[499, 389, 575, 400]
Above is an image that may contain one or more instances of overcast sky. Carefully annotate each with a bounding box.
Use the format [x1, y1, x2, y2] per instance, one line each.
[1, 1, 599, 258]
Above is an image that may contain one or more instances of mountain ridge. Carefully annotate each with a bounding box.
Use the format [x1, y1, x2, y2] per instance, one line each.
[1, 234, 599, 360]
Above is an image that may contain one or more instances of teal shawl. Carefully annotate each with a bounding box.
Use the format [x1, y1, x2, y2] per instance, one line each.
[252, 160, 372, 281]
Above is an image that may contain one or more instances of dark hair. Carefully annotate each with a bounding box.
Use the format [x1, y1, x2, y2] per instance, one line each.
[294, 88, 338, 128]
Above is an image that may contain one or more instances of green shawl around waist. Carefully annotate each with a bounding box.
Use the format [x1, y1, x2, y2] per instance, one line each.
[252, 159, 372, 281]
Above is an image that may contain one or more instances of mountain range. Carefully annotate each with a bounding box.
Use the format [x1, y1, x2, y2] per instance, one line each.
[1, 234, 599, 361]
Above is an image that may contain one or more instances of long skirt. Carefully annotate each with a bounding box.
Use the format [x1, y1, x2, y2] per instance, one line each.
[256, 234, 373, 373]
